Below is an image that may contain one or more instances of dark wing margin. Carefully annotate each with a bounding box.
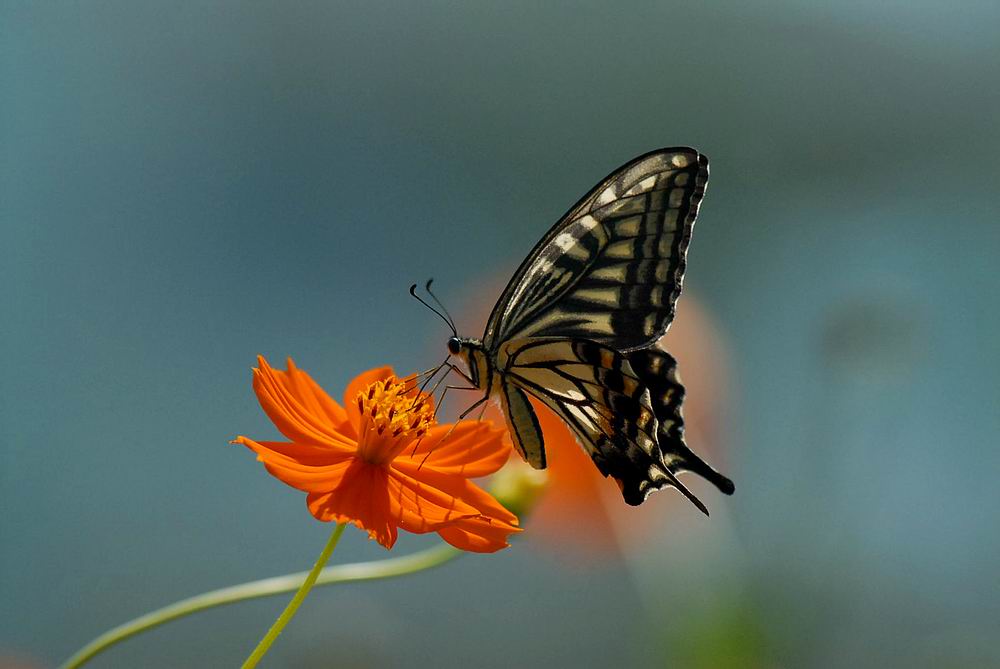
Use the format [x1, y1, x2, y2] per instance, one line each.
[500, 337, 728, 511]
[483, 148, 709, 352]
[625, 347, 735, 497]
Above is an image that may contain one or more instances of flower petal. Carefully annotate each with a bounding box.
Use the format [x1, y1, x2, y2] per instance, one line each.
[385, 469, 483, 534]
[233, 436, 342, 463]
[284, 358, 353, 435]
[437, 515, 521, 553]
[398, 421, 510, 477]
[235, 436, 354, 493]
[305, 460, 397, 549]
[392, 459, 521, 553]
[252, 357, 357, 451]
[342, 366, 394, 434]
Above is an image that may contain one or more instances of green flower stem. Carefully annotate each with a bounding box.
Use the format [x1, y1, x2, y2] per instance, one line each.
[241, 522, 346, 669]
[58, 538, 460, 669]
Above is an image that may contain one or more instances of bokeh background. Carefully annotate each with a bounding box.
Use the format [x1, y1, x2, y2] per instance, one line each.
[3, 2, 999, 667]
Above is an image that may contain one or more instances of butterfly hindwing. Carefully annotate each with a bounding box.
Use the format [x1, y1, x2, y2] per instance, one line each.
[498, 381, 546, 469]
[499, 337, 712, 509]
[626, 348, 735, 496]
[484, 148, 709, 352]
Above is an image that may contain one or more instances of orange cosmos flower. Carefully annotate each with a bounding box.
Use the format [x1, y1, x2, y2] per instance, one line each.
[233, 357, 520, 553]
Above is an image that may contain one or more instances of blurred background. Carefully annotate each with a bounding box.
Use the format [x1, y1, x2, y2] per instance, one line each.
[2, 2, 998, 667]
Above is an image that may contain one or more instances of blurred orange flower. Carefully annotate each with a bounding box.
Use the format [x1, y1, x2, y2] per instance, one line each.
[234, 357, 520, 553]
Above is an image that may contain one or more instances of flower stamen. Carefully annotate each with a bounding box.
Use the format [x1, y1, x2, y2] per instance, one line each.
[355, 375, 435, 464]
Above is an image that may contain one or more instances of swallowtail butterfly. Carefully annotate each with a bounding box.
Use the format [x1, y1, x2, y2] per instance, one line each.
[445, 148, 734, 511]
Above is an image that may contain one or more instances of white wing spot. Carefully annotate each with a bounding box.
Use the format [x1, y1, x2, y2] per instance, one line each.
[566, 404, 599, 435]
[655, 261, 668, 282]
[668, 188, 685, 208]
[554, 232, 576, 251]
[671, 154, 690, 168]
[624, 175, 658, 196]
[614, 216, 641, 237]
[644, 312, 658, 335]
[650, 285, 663, 306]
[648, 353, 663, 373]
[574, 287, 620, 308]
[590, 263, 631, 282]
[581, 313, 615, 335]
[605, 240, 636, 260]
[596, 186, 617, 205]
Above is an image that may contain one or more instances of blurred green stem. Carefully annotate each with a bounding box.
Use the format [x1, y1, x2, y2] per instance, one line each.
[58, 538, 460, 669]
[241, 522, 346, 669]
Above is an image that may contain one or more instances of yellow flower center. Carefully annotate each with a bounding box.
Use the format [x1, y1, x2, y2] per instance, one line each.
[355, 376, 435, 464]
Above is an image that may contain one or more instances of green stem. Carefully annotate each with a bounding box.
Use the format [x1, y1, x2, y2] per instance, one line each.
[241, 522, 346, 668]
[59, 539, 459, 669]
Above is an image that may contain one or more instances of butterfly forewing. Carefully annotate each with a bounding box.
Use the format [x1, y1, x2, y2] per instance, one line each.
[484, 148, 709, 352]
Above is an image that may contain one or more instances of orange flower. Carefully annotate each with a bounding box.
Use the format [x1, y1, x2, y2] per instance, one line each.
[233, 357, 520, 553]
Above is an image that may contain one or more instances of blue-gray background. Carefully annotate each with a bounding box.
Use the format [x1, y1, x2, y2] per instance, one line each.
[3, 2, 998, 667]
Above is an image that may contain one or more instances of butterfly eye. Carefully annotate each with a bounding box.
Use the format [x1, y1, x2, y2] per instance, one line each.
[447, 337, 461, 355]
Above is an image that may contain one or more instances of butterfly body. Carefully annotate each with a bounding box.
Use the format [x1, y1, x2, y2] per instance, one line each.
[448, 148, 734, 512]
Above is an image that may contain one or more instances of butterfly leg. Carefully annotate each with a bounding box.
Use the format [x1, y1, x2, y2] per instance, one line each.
[444, 361, 476, 386]
[408, 382, 480, 458]
[417, 395, 489, 469]
[430, 384, 481, 422]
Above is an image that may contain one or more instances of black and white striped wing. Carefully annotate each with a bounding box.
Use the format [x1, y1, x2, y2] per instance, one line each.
[626, 346, 735, 499]
[483, 148, 709, 352]
[499, 337, 730, 510]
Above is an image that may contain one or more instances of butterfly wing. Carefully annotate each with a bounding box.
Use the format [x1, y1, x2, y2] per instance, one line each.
[483, 148, 709, 352]
[499, 337, 730, 510]
[626, 347, 735, 496]
[498, 381, 546, 469]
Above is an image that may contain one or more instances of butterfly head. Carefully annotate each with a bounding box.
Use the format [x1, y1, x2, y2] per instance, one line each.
[447, 336, 490, 392]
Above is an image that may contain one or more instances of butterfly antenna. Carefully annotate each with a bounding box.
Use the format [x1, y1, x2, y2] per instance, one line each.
[424, 279, 458, 334]
[409, 283, 457, 336]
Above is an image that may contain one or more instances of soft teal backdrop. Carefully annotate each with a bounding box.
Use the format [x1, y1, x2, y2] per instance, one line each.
[2, 2, 998, 667]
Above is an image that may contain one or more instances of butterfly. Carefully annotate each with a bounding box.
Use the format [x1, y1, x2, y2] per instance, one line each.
[439, 148, 734, 512]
